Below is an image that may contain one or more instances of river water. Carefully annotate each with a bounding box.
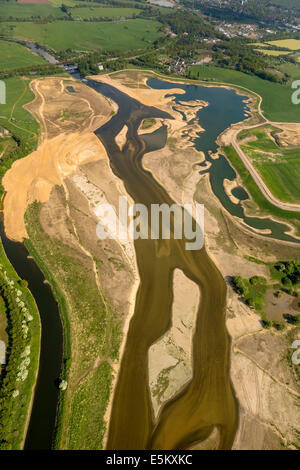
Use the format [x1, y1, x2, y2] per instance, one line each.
[0, 218, 63, 449]
[84, 78, 238, 449]
[148, 78, 300, 243]
[1, 76, 298, 450]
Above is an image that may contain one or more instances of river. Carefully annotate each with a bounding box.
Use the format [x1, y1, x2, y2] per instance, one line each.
[1, 75, 297, 450]
[0, 218, 63, 450]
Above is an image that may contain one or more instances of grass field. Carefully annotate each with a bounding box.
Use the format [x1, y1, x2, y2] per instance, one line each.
[0, 40, 46, 71]
[0, 19, 161, 52]
[0, 2, 67, 18]
[239, 126, 300, 204]
[0, 240, 40, 450]
[71, 6, 140, 19]
[188, 65, 300, 122]
[0, 76, 39, 139]
[0, 76, 40, 195]
[277, 62, 300, 79]
[223, 144, 300, 235]
[266, 39, 300, 51]
[255, 49, 292, 56]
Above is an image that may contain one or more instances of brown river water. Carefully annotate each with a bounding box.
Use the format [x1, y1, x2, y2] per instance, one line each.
[88, 78, 237, 450]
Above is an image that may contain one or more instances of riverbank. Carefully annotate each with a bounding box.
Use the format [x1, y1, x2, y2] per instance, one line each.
[0, 234, 40, 450]
[2, 69, 299, 449]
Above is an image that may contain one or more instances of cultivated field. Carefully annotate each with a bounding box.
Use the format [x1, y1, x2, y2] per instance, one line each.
[266, 39, 300, 51]
[239, 126, 300, 204]
[71, 6, 140, 19]
[0, 40, 46, 71]
[0, 19, 161, 52]
[0, 1, 66, 17]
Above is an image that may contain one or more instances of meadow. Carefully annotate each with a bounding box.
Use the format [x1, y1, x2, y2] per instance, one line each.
[0, 40, 46, 71]
[0, 240, 40, 450]
[0, 19, 162, 52]
[0, 2, 67, 18]
[255, 49, 292, 56]
[0, 76, 39, 138]
[239, 126, 300, 204]
[277, 62, 300, 79]
[188, 65, 300, 122]
[223, 145, 300, 235]
[266, 39, 300, 51]
[71, 6, 140, 19]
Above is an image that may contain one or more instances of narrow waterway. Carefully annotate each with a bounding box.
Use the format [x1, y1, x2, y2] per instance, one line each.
[0, 218, 63, 450]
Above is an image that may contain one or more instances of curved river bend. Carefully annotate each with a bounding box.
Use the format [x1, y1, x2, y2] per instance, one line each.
[1, 77, 298, 450]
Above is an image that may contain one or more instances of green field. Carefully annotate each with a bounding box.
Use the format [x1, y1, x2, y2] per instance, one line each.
[188, 65, 300, 122]
[239, 126, 300, 204]
[266, 39, 300, 51]
[0, 2, 66, 19]
[270, 0, 300, 8]
[0, 240, 40, 450]
[255, 49, 292, 56]
[71, 6, 140, 19]
[0, 40, 46, 71]
[0, 76, 39, 195]
[0, 76, 39, 138]
[277, 62, 300, 79]
[222, 144, 300, 235]
[0, 19, 161, 52]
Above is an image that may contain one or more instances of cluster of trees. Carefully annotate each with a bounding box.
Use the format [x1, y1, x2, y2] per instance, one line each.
[76, 0, 149, 8]
[0, 276, 28, 449]
[182, 0, 299, 25]
[232, 275, 268, 310]
[0, 64, 62, 80]
[212, 39, 288, 83]
[272, 260, 300, 294]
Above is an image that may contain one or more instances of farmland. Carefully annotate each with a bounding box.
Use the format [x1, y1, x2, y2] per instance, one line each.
[222, 145, 300, 235]
[0, 40, 46, 71]
[0, 76, 39, 195]
[266, 39, 300, 51]
[239, 126, 300, 204]
[71, 7, 140, 19]
[188, 65, 300, 122]
[0, 2, 66, 18]
[0, 19, 162, 52]
[255, 49, 291, 56]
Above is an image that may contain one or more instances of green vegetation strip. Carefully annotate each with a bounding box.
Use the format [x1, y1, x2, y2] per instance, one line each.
[239, 126, 300, 204]
[0, 239, 40, 450]
[0, 77, 39, 197]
